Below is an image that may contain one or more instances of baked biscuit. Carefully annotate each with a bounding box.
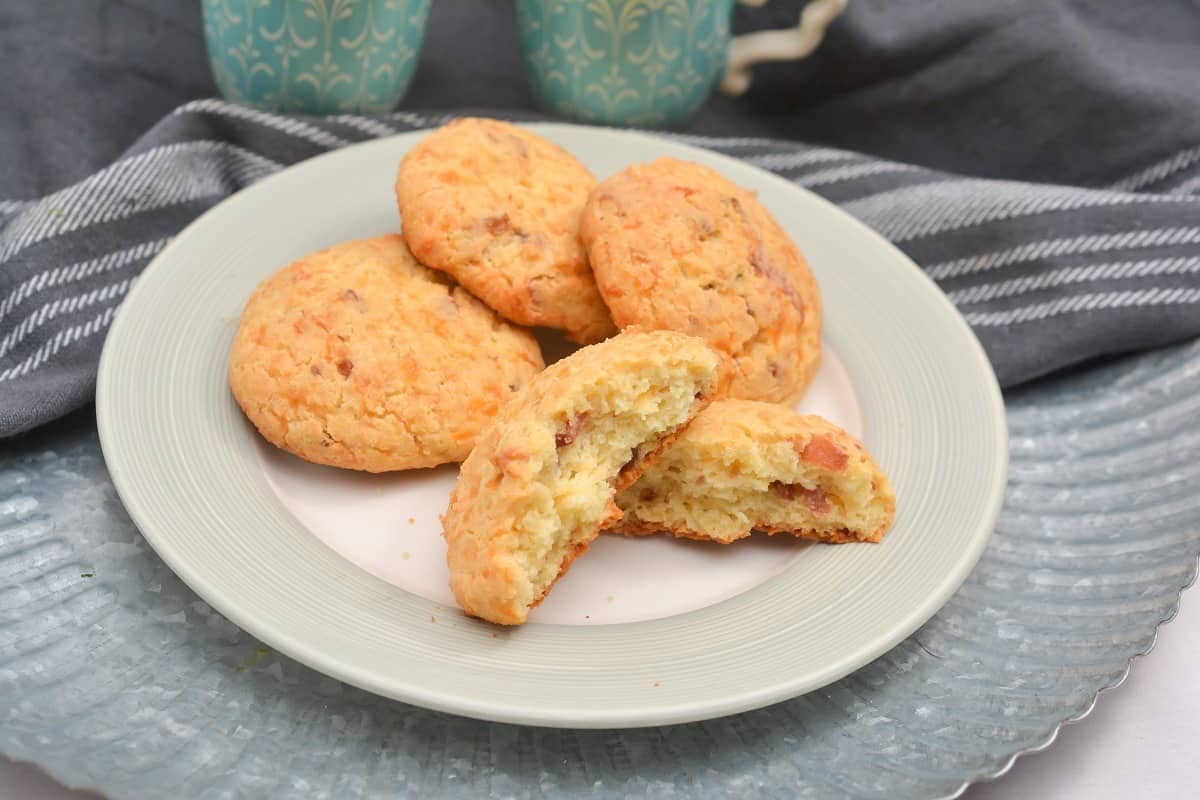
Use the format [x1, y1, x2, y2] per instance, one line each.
[229, 235, 544, 472]
[396, 118, 617, 344]
[611, 400, 895, 544]
[580, 158, 821, 403]
[443, 329, 725, 625]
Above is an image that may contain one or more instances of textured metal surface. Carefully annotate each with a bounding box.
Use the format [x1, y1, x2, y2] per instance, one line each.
[2, 338, 1199, 799]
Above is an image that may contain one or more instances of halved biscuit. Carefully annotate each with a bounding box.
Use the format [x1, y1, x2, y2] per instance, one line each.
[611, 400, 895, 544]
[443, 330, 725, 625]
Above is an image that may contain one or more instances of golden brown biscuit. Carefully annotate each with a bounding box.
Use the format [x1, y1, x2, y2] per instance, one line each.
[442, 330, 725, 625]
[229, 235, 544, 472]
[580, 158, 822, 403]
[611, 400, 895, 544]
[396, 118, 617, 344]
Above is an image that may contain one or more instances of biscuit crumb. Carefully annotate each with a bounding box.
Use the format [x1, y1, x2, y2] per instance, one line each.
[607, 595, 615, 604]
[430, 616, 437, 624]
[654, 681, 661, 687]
[585, 614, 591, 619]
[407, 517, 416, 525]
[401, 552, 410, 560]
[236, 647, 271, 672]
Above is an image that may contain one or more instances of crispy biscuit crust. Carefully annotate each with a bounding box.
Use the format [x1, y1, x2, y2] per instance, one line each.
[581, 158, 822, 403]
[228, 235, 544, 472]
[397, 118, 617, 344]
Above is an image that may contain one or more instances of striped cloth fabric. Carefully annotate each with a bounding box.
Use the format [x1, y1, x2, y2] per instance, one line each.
[2, 98, 1199, 438]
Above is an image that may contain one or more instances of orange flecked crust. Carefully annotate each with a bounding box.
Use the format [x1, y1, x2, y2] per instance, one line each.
[442, 330, 725, 625]
[396, 118, 617, 344]
[609, 400, 896, 543]
[580, 158, 822, 403]
[228, 235, 544, 472]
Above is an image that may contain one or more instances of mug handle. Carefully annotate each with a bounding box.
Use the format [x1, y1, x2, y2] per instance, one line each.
[719, 0, 848, 96]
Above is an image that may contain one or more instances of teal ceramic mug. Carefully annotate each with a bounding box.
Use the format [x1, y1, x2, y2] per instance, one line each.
[202, 0, 431, 115]
[516, 0, 847, 128]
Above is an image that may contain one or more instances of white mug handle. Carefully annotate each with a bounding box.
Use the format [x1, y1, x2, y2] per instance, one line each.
[720, 0, 848, 96]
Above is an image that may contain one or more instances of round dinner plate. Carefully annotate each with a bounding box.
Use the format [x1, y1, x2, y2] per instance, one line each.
[96, 123, 1006, 728]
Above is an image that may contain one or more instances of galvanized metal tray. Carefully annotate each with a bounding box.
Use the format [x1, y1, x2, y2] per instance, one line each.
[3, 337, 1197, 798]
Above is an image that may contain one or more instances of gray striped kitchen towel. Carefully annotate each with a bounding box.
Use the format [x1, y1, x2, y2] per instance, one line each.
[2, 98, 1199, 438]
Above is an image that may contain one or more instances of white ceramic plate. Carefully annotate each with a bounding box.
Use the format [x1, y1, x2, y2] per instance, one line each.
[96, 123, 1007, 728]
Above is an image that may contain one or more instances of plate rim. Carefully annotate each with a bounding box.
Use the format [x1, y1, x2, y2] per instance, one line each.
[97, 121, 1008, 728]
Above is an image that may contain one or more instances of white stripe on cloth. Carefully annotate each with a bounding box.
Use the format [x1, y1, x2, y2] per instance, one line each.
[663, 132, 792, 149]
[1108, 144, 1200, 193]
[0, 142, 279, 263]
[925, 227, 1200, 280]
[328, 114, 402, 138]
[0, 278, 133, 361]
[742, 148, 862, 171]
[797, 161, 924, 189]
[845, 179, 1185, 243]
[947, 257, 1200, 305]
[962, 287, 1200, 326]
[175, 98, 353, 149]
[0, 304, 119, 382]
[389, 109, 444, 128]
[0, 238, 169, 325]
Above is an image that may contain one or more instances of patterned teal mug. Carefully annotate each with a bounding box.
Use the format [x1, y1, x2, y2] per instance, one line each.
[516, 0, 847, 128]
[202, 0, 431, 115]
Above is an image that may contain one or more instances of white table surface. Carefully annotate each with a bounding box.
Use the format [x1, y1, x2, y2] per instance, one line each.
[2, 592, 1195, 800]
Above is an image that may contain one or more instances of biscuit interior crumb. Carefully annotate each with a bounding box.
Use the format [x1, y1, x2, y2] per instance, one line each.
[620, 450, 885, 541]
[616, 404, 894, 543]
[509, 366, 710, 609]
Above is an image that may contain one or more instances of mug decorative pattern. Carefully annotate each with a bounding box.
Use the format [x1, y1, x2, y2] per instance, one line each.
[517, 0, 734, 128]
[202, 0, 431, 115]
